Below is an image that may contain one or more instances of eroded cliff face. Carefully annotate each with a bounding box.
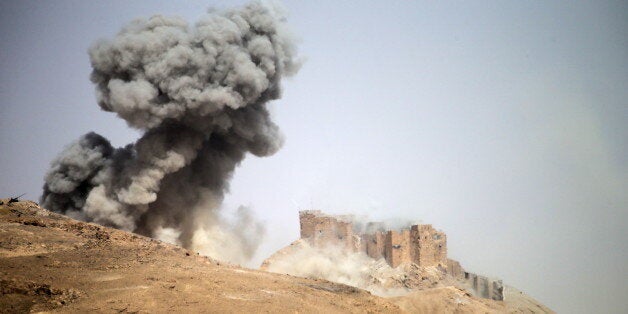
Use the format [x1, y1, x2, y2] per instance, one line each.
[263, 210, 504, 301]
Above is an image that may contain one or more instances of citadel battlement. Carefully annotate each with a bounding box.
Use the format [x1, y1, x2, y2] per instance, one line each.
[272, 210, 505, 301]
[261, 210, 504, 300]
[299, 210, 447, 268]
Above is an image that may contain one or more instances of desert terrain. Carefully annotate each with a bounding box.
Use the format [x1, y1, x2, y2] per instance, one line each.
[0, 199, 551, 313]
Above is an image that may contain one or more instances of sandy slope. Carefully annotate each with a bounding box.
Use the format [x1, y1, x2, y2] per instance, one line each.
[390, 286, 554, 314]
[0, 200, 398, 313]
[0, 200, 552, 313]
[391, 286, 503, 313]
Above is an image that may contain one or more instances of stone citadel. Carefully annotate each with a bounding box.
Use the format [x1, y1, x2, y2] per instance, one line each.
[298, 210, 504, 301]
[299, 210, 447, 268]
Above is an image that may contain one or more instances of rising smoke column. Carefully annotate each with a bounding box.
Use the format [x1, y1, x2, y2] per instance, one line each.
[41, 2, 299, 265]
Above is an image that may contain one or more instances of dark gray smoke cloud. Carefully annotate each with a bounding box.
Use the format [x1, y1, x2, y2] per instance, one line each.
[41, 1, 299, 265]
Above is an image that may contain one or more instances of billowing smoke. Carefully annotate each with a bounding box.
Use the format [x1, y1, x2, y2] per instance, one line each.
[41, 1, 299, 265]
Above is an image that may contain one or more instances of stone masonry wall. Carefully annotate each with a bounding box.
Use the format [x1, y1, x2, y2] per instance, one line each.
[385, 230, 411, 267]
[446, 259, 464, 278]
[299, 210, 447, 268]
[297, 210, 503, 301]
[362, 231, 386, 259]
[299, 210, 355, 249]
[464, 272, 504, 301]
[412, 225, 447, 267]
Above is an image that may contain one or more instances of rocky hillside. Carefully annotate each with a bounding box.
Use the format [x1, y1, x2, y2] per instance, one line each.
[0, 200, 397, 313]
[0, 199, 552, 313]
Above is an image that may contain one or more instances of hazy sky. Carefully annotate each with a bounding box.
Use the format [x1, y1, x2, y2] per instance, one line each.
[1, 1, 626, 313]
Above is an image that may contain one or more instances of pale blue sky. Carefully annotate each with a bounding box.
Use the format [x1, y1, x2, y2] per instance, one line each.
[1, 1, 626, 313]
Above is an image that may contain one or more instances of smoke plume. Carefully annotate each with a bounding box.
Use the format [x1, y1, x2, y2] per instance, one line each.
[41, 1, 299, 265]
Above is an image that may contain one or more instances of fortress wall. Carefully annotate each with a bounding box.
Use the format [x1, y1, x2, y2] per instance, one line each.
[337, 221, 354, 248]
[477, 276, 490, 298]
[413, 224, 447, 267]
[299, 211, 448, 268]
[491, 280, 504, 301]
[446, 259, 464, 279]
[464, 272, 504, 301]
[299, 211, 318, 239]
[433, 230, 447, 265]
[297, 210, 504, 302]
[299, 210, 355, 249]
[385, 229, 411, 267]
[363, 231, 386, 259]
